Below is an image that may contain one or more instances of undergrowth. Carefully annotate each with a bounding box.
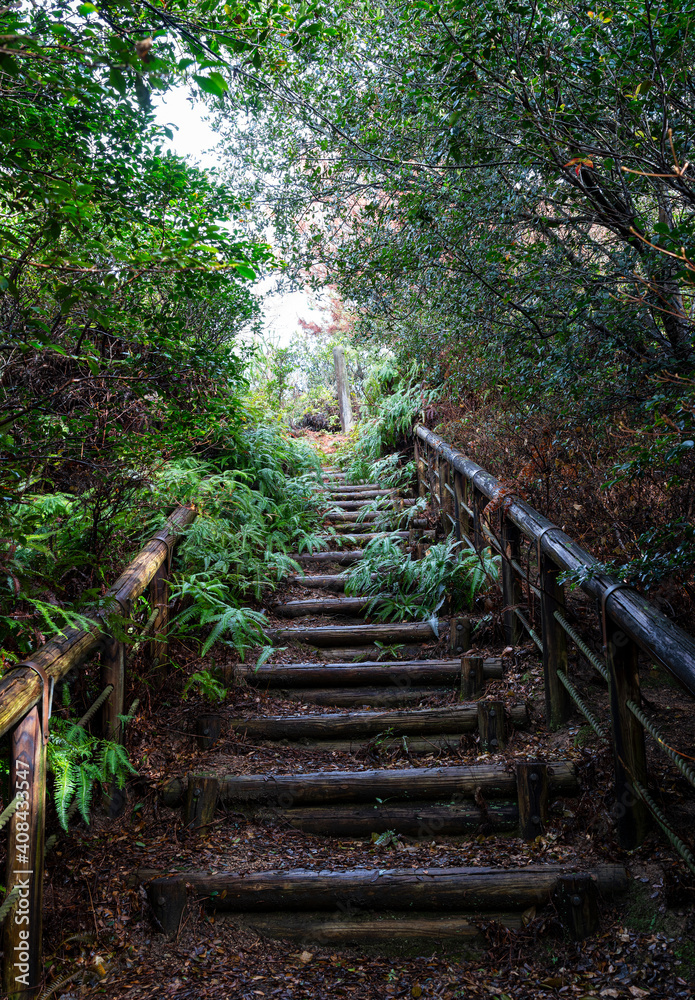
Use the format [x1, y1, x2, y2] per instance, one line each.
[345, 534, 500, 622]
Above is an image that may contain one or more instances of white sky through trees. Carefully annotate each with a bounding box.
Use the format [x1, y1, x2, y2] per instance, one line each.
[153, 88, 321, 348]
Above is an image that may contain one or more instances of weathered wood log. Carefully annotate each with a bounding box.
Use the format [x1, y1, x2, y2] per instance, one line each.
[292, 550, 367, 564]
[230, 704, 528, 741]
[196, 715, 223, 749]
[318, 531, 414, 546]
[326, 482, 379, 491]
[501, 516, 523, 645]
[237, 658, 504, 688]
[148, 562, 169, 668]
[415, 425, 695, 699]
[461, 656, 484, 700]
[183, 776, 219, 830]
[273, 597, 384, 617]
[331, 519, 429, 532]
[264, 621, 441, 647]
[449, 616, 471, 655]
[477, 701, 505, 751]
[554, 873, 600, 939]
[516, 762, 549, 840]
[159, 762, 578, 808]
[147, 877, 188, 938]
[288, 574, 348, 590]
[273, 801, 519, 836]
[540, 553, 571, 728]
[2, 707, 47, 1000]
[100, 632, 124, 743]
[333, 346, 354, 433]
[0, 504, 196, 741]
[157, 864, 629, 913]
[226, 912, 520, 945]
[606, 619, 649, 849]
[318, 644, 434, 662]
[325, 511, 380, 522]
[328, 490, 395, 500]
[284, 686, 451, 707]
[330, 500, 392, 511]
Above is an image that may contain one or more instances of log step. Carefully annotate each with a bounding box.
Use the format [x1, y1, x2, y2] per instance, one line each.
[238, 658, 503, 687]
[317, 531, 413, 546]
[288, 574, 348, 590]
[272, 597, 387, 617]
[327, 490, 395, 500]
[230, 703, 528, 741]
[313, 645, 437, 662]
[147, 864, 628, 917]
[325, 483, 381, 492]
[264, 621, 441, 647]
[284, 686, 452, 707]
[261, 802, 520, 836]
[223, 912, 520, 948]
[161, 762, 578, 807]
[292, 550, 367, 564]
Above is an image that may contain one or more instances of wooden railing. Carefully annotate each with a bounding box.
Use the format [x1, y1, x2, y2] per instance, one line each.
[0, 503, 196, 999]
[415, 424, 695, 870]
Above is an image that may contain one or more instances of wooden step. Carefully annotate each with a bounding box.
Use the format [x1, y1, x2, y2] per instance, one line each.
[288, 574, 349, 590]
[318, 644, 438, 662]
[283, 686, 452, 707]
[264, 621, 441, 646]
[292, 550, 367, 564]
[147, 865, 629, 924]
[317, 530, 413, 546]
[230, 703, 528, 741]
[326, 483, 380, 492]
[264, 802, 520, 836]
[161, 762, 578, 807]
[272, 597, 390, 617]
[330, 518, 429, 531]
[238, 658, 503, 687]
[327, 490, 395, 500]
[223, 912, 519, 948]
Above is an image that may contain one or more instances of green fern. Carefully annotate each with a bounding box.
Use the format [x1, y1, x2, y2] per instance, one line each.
[47, 720, 137, 830]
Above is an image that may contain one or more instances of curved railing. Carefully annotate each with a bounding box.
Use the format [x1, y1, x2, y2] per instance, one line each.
[0, 503, 196, 998]
[415, 424, 695, 872]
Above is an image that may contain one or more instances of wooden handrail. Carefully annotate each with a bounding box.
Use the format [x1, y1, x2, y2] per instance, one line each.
[416, 424, 695, 698]
[0, 503, 196, 740]
[416, 422, 695, 864]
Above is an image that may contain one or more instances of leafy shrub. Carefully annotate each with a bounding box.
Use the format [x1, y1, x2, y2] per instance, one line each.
[345, 533, 500, 622]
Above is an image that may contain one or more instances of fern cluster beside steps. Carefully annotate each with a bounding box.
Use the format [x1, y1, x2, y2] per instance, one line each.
[345, 534, 501, 623]
[47, 720, 136, 830]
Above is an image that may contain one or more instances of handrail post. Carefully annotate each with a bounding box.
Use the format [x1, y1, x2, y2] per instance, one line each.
[101, 632, 125, 743]
[501, 513, 523, 645]
[148, 561, 170, 669]
[605, 616, 649, 848]
[2, 707, 47, 999]
[472, 486, 484, 552]
[439, 457, 452, 535]
[454, 471, 469, 540]
[539, 551, 571, 728]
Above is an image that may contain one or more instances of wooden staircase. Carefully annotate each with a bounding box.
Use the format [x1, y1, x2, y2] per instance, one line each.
[144, 464, 629, 951]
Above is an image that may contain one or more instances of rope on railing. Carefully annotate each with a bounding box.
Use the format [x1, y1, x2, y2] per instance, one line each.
[632, 781, 695, 876]
[0, 794, 21, 832]
[554, 610, 609, 682]
[627, 700, 695, 790]
[0, 886, 20, 925]
[513, 608, 543, 652]
[75, 684, 114, 730]
[557, 671, 609, 742]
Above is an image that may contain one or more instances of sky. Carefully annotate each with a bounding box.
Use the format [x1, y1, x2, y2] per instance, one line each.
[153, 87, 323, 348]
